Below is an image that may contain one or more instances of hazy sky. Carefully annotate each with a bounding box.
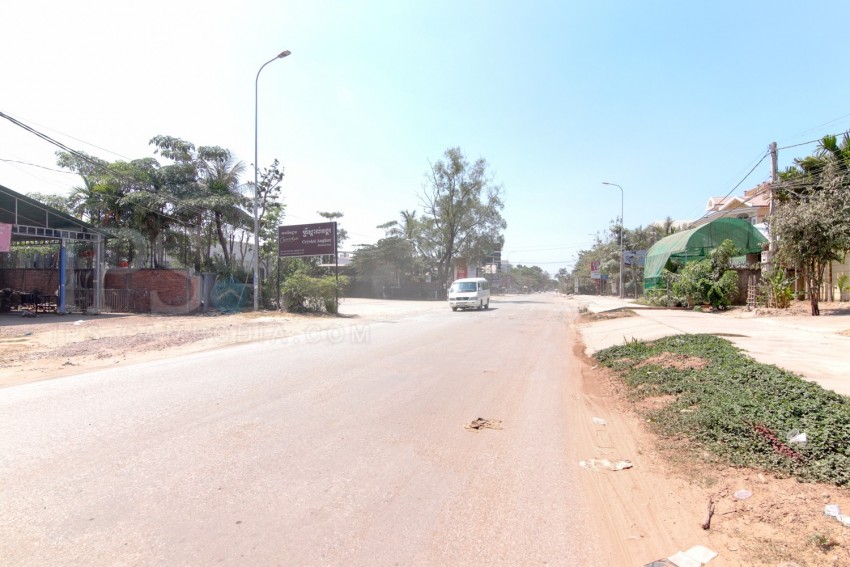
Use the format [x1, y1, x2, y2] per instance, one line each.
[3, 1, 850, 274]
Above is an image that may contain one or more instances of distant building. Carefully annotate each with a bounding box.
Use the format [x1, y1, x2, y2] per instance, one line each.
[697, 182, 771, 227]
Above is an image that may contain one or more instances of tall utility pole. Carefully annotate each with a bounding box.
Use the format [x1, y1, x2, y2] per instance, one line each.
[253, 49, 291, 311]
[768, 142, 778, 265]
[602, 182, 625, 299]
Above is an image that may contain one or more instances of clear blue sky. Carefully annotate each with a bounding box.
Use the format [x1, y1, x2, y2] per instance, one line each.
[3, 1, 850, 274]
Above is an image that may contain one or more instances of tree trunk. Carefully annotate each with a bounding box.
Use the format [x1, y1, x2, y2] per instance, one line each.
[437, 260, 450, 299]
[214, 211, 231, 267]
[194, 212, 202, 273]
[828, 262, 834, 302]
[807, 262, 820, 316]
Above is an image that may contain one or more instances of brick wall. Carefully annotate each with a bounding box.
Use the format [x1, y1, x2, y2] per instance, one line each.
[106, 268, 200, 313]
[0, 269, 61, 294]
[2, 268, 201, 313]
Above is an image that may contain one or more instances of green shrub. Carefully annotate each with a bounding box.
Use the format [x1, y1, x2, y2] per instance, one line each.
[837, 273, 850, 302]
[281, 272, 349, 314]
[760, 269, 794, 308]
[671, 240, 739, 309]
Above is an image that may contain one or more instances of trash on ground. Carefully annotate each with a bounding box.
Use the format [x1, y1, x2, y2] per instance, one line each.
[646, 544, 718, 567]
[592, 417, 607, 425]
[733, 489, 752, 500]
[579, 458, 633, 471]
[464, 418, 502, 431]
[824, 504, 850, 527]
[701, 498, 716, 530]
[73, 320, 87, 326]
[787, 429, 808, 446]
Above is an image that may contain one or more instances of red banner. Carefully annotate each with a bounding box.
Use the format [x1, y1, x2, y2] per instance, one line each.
[0, 223, 11, 253]
[456, 259, 468, 279]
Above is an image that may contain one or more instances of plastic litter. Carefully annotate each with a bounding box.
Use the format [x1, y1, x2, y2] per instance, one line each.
[684, 545, 718, 563]
[733, 489, 752, 500]
[579, 459, 633, 472]
[645, 545, 718, 567]
[667, 552, 700, 567]
[823, 504, 850, 528]
[464, 418, 502, 431]
[592, 417, 607, 425]
[787, 429, 808, 446]
[653, 545, 719, 567]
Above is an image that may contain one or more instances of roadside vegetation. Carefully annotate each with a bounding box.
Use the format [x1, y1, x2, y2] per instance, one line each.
[595, 334, 850, 486]
[281, 272, 349, 314]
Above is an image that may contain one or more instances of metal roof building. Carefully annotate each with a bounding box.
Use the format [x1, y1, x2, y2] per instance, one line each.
[0, 184, 108, 313]
[644, 217, 768, 290]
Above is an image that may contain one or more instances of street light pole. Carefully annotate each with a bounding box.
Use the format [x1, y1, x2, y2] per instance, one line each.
[254, 49, 291, 311]
[602, 182, 625, 299]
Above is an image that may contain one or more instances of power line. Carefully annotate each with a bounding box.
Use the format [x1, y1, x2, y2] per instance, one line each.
[687, 150, 770, 225]
[0, 110, 229, 231]
[0, 158, 79, 175]
[778, 112, 850, 145]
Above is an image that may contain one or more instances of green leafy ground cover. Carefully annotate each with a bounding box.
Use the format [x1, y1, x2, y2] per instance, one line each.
[595, 334, 850, 486]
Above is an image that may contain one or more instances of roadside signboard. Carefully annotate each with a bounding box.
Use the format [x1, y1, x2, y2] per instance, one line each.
[624, 250, 647, 267]
[278, 222, 336, 258]
[0, 223, 10, 253]
[591, 260, 601, 280]
[455, 259, 468, 280]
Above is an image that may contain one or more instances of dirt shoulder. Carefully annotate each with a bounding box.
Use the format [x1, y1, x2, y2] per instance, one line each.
[1, 299, 437, 389]
[577, 347, 850, 566]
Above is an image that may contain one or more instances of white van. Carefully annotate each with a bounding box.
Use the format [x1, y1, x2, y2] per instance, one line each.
[448, 277, 491, 311]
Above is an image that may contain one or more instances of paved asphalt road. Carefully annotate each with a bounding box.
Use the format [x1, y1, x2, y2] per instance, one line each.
[0, 295, 606, 566]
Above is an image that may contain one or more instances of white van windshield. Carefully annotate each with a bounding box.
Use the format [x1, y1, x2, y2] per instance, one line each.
[455, 282, 477, 292]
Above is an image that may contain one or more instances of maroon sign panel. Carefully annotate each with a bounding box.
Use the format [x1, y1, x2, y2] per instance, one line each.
[0, 223, 11, 253]
[278, 222, 336, 257]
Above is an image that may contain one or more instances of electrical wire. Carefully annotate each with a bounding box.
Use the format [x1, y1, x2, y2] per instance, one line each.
[0, 158, 79, 175]
[686, 150, 770, 225]
[0, 110, 241, 231]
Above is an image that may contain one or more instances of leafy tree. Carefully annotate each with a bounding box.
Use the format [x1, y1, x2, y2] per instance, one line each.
[672, 239, 740, 309]
[317, 211, 347, 249]
[256, 159, 285, 242]
[117, 158, 173, 268]
[255, 160, 287, 307]
[351, 236, 422, 294]
[419, 147, 506, 292]
[509, 264, 551, 292]
[145, 137, 203, 269]
[57, 150, 150, 265]
[379, 209, 421, 249]
[768, 181, 850, 315]
[149, 136, 254, 271]
[197, 146, 247, 268]
[26, 192, 71, 214]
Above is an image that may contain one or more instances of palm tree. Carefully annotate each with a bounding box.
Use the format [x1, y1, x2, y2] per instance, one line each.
[197, 146, 247, 268]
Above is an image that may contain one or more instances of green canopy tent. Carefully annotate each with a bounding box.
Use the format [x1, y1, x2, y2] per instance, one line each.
[644, 217, 767, 290]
